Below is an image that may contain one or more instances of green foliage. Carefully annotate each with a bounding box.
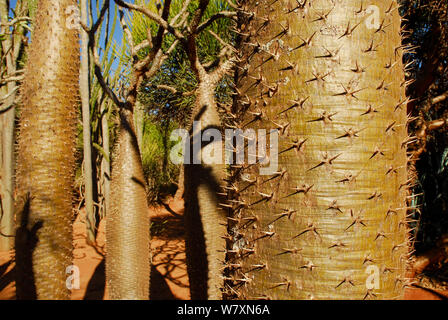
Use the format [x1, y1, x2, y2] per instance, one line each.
[27, 0, 38, 18]
[76, 0, 236, 204]
[141, 117, 179, 203]
[132, 0, 235, 201]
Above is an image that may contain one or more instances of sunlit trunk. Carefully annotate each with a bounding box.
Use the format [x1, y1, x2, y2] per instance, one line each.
[106, 107, 150, 299]
[80, 0, 96, 244]
[15, 0, 79, 299]
[226, 0, 411, 300]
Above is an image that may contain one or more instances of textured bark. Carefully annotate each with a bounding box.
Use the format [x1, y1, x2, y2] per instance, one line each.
[106, 108, 150, 299]
[134, 100, 144, 152]
[15, 0, 79, 299]
[184, 77, 227, 300]
[0, 0, 17, 251]
[226, 0, 411, 300]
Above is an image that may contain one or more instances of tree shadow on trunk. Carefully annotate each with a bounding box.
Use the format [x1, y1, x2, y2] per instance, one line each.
[14, 194, 42, 300]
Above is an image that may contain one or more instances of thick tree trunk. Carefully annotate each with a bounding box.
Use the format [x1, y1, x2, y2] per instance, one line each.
[15, 0, 79, 299]
[227, 0, 411, 299]
[106, 108, 150, 299]
[80, 0, 96, 244]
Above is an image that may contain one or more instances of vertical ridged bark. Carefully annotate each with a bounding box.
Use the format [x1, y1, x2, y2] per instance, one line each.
[227, 0, 411, 299]
[106, 108, 150, 299]
[184, 75, 227, 300]
[15, 0, 79, 299]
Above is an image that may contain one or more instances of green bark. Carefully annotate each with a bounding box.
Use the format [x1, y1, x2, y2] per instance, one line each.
[226, 0, 411, 300]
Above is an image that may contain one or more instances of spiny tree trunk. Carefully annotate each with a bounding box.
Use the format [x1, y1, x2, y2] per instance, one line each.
[15, 0, 79, 299]
[106, 107, 150, 299]
[80, 0, 96, 244]
[225, 0, 411, 299]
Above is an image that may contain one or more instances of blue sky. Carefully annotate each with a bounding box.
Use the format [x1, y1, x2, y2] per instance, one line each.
[9, 0, 127, 78]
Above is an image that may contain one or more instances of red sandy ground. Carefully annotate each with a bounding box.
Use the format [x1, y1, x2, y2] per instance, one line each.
[0, 198, 446, 300]
[0, 198, 189, 300]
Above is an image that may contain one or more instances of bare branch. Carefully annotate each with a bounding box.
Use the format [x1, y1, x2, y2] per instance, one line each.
[0, 85, 19, 105]
[190, 0, 210, 33]
[91, 0, 110, 35]
[134, 39, 152, 53]
[197, 11, 237, 34]
[210, 56, 236, 86]
[208, 29, 237, 53]
[156, 84, 178, 94]
[0, 16, 31, 27]
[431, 91, 448, 105]
[118, 8, 135, 55]
[226, 0, 239, 10]
[427, 119, 446, 131]
[0, 74, 23, 84]
[113, 0, 185, 41]
[86, 25, 122, 108]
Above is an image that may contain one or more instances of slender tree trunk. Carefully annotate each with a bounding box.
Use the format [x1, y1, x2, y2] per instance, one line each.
[184, 76, 227, 300]
[174, 165, 184, 200]
[15, 0, 79, 299]
[0, 93, 3, 247]
[182, 3, 235, 297]
[80, 0, 96, 244]
[100, 100, 110, 219]
[226, 0, 411, 299]
[161, 121, 169, 179]
[0, 0, 16, 251]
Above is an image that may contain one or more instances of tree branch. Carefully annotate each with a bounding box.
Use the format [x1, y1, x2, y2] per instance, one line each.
[431, 91, 448, 105]
[113, 0, 185, 41]
[197, 11, 237, 34]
